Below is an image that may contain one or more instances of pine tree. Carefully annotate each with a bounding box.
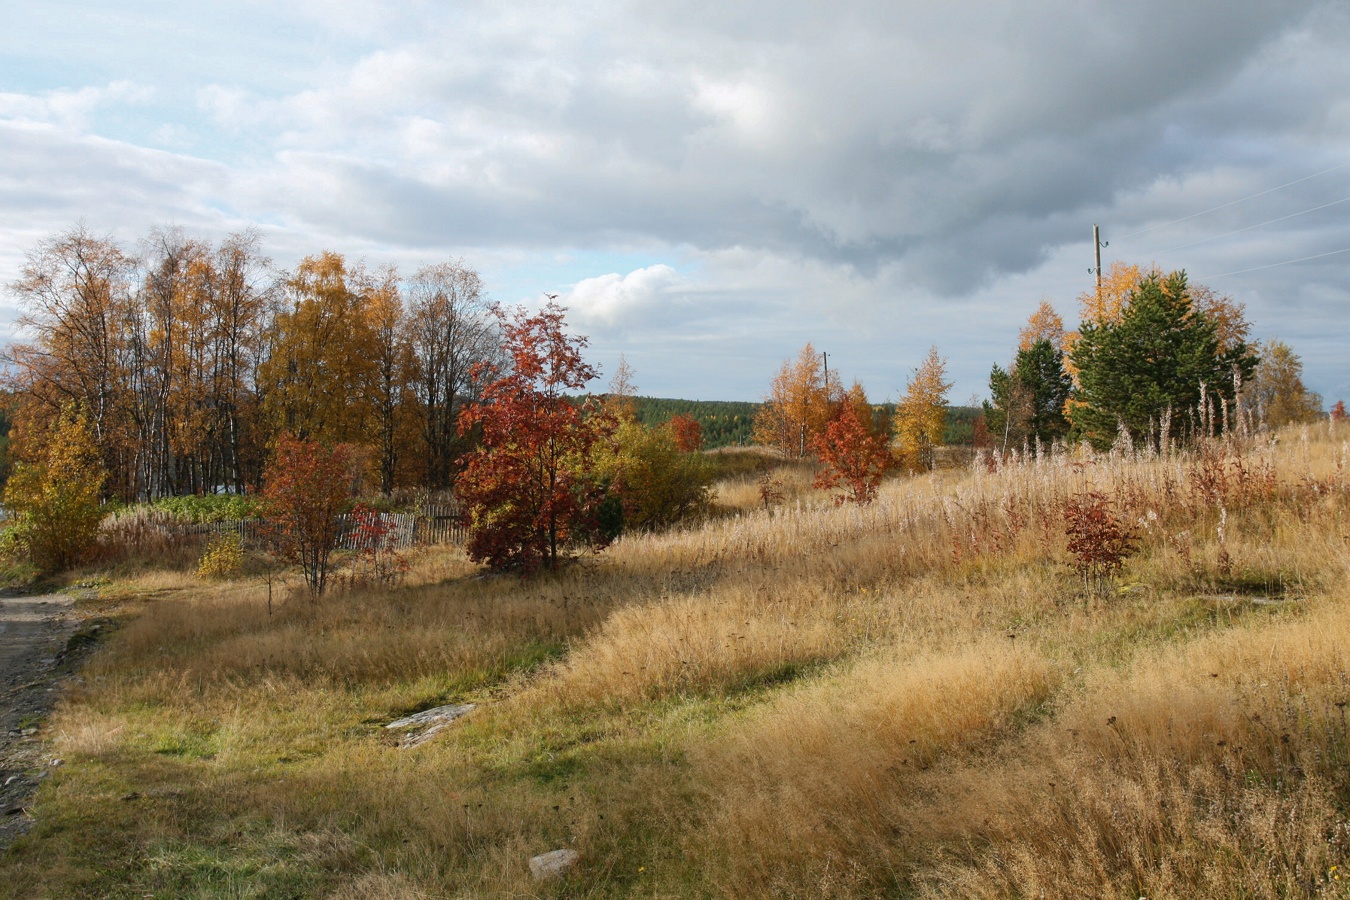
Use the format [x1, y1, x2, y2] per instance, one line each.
[985, 339, 1072, 452]
[1069, 271, 1257, 449]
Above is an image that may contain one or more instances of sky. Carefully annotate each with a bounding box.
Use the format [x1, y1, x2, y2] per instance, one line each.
[2, 0, 1348, 404]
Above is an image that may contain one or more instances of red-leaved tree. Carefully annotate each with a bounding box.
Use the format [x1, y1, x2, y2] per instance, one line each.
[262, 433, 357, 596]
[810, 402, 891, 505]
[670, 413, 703, 453]
[456, 302, 612, 574]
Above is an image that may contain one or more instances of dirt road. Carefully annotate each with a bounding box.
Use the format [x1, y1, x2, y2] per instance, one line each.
[0, 593, 78, 850]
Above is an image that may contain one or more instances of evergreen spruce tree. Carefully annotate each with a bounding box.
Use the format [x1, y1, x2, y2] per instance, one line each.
[1069, 271, 1257, 449]
[985, 338, 1072, 452]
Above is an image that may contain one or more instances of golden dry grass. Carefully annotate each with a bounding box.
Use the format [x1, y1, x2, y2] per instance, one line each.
[6, 422, 1350, 898]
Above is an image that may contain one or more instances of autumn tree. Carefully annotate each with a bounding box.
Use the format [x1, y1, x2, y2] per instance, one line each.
[894, 346, 952, 472]
[6, 224, 138, 497]
[1251, 339, 1322, 427]
[206, 231, 276, 493]
[404, 261, 500, 490]
[606, 354, 640, 423]
[1070, 270, 1258, 449]
[262, 433, 357, 597]
[1078, 261, 1143, 327]
[753, 343, 838, 458]
[365, 267, 417, 493]
[670, 413, 703, 453]
[1018, 301, 1066, 352]
[456, 303, 612, 574]
[811, 386, 891, 504]
[599, 419, 713, 531]
[6, 226, 278, 501]
[5, 225, 509, 502]
[259, 252, 379, 445]
[2, 404, 108, 573]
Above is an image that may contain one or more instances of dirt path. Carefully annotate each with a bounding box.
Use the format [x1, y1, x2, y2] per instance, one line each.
[0, 593, 79, 850]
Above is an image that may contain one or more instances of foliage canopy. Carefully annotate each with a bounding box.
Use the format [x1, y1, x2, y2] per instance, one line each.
[457, 303, 613, 574]
[1, 403, 108, 573]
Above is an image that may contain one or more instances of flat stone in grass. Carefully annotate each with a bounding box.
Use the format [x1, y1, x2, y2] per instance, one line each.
[529, 848, 579, 880]
[386, 703, 475, 748]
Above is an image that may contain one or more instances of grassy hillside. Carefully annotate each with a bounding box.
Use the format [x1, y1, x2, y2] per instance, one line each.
[6, 425, 1350, 897]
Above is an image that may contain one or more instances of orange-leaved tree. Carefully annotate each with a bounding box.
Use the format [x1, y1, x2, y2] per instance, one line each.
[1018, 300, 1067, 352]
[670, 413, 703, 453]
[753, 343, 838, 458]
[456, 302, 613, 574]
[811, 385, 891, 505]
[262, 433, 358, 597]
[259, 252, 379, 445]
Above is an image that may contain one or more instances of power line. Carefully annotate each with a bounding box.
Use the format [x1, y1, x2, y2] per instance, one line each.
[1151, 195, 1350, 255]
[1197, 245, 1350, 280]
[1115, 161, 1350, 241]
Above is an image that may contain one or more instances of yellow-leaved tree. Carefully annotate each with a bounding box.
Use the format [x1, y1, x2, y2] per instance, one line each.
[893, 346, 952, 472]
[260, 252, 379, 445]
[2, 403, 108, 573]
[1252, 339, 1323, 427]
[1018, 300, 1066, 352]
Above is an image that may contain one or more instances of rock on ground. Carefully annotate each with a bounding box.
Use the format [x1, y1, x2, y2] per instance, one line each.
[529, 848, 580, 880]
[386, 703, 476, 748]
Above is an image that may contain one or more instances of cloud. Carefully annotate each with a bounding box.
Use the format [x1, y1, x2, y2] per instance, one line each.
[0, 80, 153, 130]
[563, 264, 683, 329]
[2, 0, 1349, 401]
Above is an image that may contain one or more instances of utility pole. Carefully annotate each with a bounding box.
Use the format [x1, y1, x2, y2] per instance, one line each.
[1092, 224, 1108, 293]
[822, 351, 828, 390]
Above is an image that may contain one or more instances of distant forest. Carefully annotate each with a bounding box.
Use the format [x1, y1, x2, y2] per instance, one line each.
[631, 397, 982, 450]
[632, 398, 759, 448]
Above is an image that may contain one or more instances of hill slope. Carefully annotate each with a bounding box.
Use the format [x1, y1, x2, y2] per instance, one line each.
[5, 425, 1349, 897]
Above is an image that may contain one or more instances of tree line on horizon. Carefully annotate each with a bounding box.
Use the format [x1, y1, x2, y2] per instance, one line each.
[0, 223, 1336, 577]
[753, 260, 1331, 505]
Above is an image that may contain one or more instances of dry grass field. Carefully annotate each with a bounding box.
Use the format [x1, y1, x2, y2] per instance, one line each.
[4, 424, 1350, 898]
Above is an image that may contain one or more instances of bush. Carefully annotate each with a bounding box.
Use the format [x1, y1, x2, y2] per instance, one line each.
[1, 405, 108, 574]
[345, 504, 410, 589]
[263, 434, 358, 596]
[601, 420, 713, 531]
[1062, 490, 1139, 591]
[154, 494, 260, 523]
[196, 532, 246, 580]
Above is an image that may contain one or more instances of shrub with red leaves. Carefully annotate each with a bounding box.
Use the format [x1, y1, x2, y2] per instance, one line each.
[263, 433, 357, 596]
[810, 403, 892, 505]
[670, 414, 703, 453]
[1062, 490, 1139, 588]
